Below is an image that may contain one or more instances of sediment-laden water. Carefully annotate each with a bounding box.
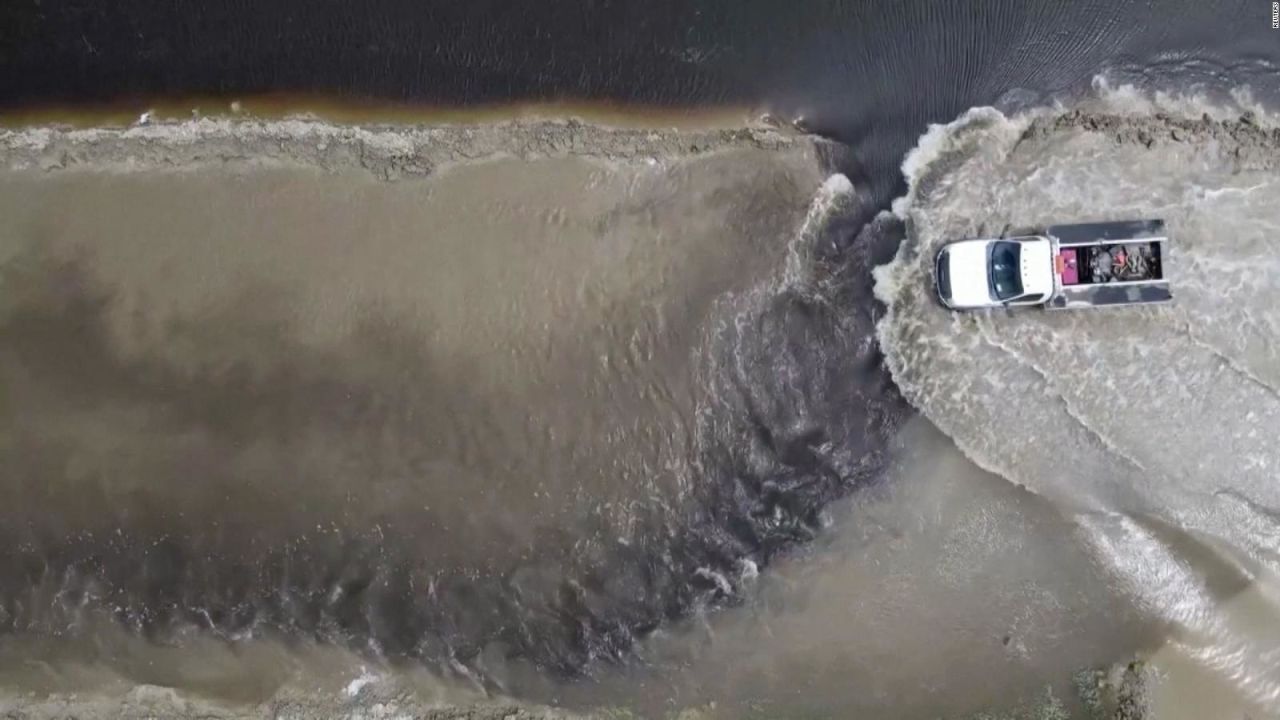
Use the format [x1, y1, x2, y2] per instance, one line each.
[0, 121, 910, 716]
[875, 87, 1280, 718]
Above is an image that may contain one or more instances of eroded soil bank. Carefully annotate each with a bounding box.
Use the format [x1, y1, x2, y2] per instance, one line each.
[0, 117, 814, 179]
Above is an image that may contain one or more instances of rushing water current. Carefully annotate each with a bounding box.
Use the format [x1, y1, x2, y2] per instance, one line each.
[875, 86, 1280, 717]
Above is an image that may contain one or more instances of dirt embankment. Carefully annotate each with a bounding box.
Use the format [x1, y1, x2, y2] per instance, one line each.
[1021, 107, 1280, 168]
[0, 117, 813, 180]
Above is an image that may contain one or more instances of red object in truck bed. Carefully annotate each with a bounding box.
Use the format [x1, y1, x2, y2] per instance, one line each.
[1058, 248, 1079, 286]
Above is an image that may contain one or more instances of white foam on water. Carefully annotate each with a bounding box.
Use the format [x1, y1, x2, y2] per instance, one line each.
[782, 172, 857, 291]
[344, 666, 382, 698]
[1079, 511, 1280, 712]
[1089, 75, 1280, 128]
[875, 85, 1280, 712]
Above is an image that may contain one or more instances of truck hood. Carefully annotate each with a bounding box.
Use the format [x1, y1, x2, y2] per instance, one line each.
[942, 240, 994, 308]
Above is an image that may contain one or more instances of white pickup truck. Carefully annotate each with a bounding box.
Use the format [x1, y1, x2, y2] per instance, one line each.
[934, 219, 1173, 310]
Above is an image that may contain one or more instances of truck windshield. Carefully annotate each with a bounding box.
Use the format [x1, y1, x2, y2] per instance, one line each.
[989, 241, 1023, 301]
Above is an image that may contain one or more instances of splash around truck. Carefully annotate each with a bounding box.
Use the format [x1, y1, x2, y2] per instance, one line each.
[934, 219, 1172, 311]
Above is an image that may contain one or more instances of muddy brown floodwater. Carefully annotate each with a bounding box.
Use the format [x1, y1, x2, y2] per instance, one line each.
[0, 118, 890, 718]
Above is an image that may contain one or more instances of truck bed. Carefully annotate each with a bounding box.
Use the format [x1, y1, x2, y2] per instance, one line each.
[1045, 219, 1173, 310]
[1058, 241, 1163, 286]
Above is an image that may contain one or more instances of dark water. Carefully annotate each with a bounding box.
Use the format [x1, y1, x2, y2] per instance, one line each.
[4, 0, 1278, 196]
[3, 0, 1280, 713]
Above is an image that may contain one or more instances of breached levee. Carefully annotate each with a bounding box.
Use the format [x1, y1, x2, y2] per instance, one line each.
[875, 95, 1280, 713]
[0, 116, 806, 178]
